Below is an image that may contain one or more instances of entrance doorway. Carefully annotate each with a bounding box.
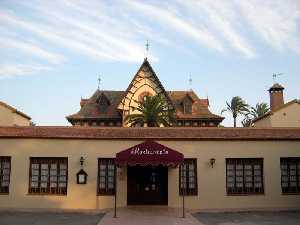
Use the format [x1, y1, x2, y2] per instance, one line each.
[127, 165, 168, 205]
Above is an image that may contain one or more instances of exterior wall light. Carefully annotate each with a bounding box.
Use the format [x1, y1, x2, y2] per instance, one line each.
[77, 169, 88, 184]
[80, 156, 85, 166]
[210, 158, 216, 168]
[77, 156, 88, 184]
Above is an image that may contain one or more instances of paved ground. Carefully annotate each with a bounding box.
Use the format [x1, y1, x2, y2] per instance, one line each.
[1, 209, 299, 225]
[193, 211, 300, 225]
[98, 206, 201, 225]
[0, 211, 104, 225]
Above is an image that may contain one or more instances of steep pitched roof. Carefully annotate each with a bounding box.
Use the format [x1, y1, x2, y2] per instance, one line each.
[0, 101, 31, 120]
[66, 90, 223, 121]
[168, 91, 223, 120]
[67, 89, 223, 122]
[66, 60, 223, 123]
[66, 90, 124, 121]
[253, 99, 300, 123]
[168, 91, 199, 103]
[118, 58, 174, 109]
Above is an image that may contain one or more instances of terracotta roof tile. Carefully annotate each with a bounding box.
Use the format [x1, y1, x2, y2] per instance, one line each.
[67, 89, 223, 122]
[168, 91, 223, 120]
[66, 90, 124, 121]
[0, 126, 300, 140]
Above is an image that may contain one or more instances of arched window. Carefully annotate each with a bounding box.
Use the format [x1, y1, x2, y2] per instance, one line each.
[138, 91, 152, 103]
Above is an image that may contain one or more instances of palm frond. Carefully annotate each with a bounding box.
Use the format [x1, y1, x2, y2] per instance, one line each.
[125, 94, 174, 127]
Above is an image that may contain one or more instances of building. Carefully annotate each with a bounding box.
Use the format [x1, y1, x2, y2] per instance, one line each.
[66, 59, 224, 127]
[0, 60, 300, 212]
[0, 126, 300, 211]
[253, 83, 300, 127]
[0, 101, 31, 126]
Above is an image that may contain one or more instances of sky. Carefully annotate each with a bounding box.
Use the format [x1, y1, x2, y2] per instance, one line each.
[0, 0, 299, 127]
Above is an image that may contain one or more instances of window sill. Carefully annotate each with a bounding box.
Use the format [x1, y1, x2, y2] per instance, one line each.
[179, 192, 198, 196]
[281, 192, 300, 195]
[227, 193, 265, 196]
[0, 193, 9, 195]
[27, 193, 67, 196]
[97, 194, 115, 196]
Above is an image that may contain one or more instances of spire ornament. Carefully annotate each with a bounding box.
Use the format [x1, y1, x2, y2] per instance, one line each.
[188, 74, 193, 91]
[97, 76, 101, 90]
[145, 40, 150, 59]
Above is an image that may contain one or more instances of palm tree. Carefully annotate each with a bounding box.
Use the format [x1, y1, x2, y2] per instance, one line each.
[242, 116, 252, 127]
[249, 103, 269, 119]
[221, 96, 249, 127]
[125, 94, 175, 127]
[242, 102, 269, 127]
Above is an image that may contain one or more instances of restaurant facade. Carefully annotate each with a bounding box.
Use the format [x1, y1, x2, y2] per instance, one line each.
[0, 126, 300, 211]
[0, 59, 300, 211]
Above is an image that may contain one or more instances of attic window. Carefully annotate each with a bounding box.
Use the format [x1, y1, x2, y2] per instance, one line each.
[138, 91, 152, 103]
[97, 95, 110, 113]
[182, 98, 192, 114]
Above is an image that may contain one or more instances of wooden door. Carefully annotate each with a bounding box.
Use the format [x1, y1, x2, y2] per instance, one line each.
[127, 165, 168, 205]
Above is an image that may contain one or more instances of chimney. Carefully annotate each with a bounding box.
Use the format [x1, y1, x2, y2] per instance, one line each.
[268, 83, 284, 111]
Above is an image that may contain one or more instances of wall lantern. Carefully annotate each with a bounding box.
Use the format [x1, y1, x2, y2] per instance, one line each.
[77, 169, 88, 184]
[210, 158, 216, 168]
[77, 156, 88, 184]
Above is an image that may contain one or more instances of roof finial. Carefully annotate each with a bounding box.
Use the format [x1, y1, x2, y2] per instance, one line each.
[272, 73, 283, 84]
[145, 40, 150, 59]
[188, 74, 193, 91]
[97, 75, 101, 90]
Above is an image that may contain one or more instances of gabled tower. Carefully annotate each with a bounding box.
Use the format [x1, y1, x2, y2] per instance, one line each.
[66, 58, 224, 127]
[117, 58, 174, 126]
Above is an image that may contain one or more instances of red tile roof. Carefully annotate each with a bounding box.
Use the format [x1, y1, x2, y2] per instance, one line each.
[67, 89, 223, 122]
[0, 126, 299, 140]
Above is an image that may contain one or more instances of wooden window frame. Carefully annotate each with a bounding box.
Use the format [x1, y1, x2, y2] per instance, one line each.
[280, 157, 300, 194]
[97, 158, 116, 196]
[28, 157, 68, 195]
[0, 156, 11, 194]
[226, 158, 264, 195]
[179, 158, 198, 196]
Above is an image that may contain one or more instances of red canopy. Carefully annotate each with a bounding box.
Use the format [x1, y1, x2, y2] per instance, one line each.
[115, 140, 184, 167]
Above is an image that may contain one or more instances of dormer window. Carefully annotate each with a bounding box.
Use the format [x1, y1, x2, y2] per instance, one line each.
[182, 95, 193, 114]
[97, 94, 110, 113]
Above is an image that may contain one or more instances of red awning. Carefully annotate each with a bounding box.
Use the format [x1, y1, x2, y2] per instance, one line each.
[115, 140, 184, 167]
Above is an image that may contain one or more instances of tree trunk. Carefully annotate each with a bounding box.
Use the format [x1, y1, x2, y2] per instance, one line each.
[233, 117, 237, 128]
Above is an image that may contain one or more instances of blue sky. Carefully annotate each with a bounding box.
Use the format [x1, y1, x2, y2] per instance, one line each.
[0, 0, 299, 127]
